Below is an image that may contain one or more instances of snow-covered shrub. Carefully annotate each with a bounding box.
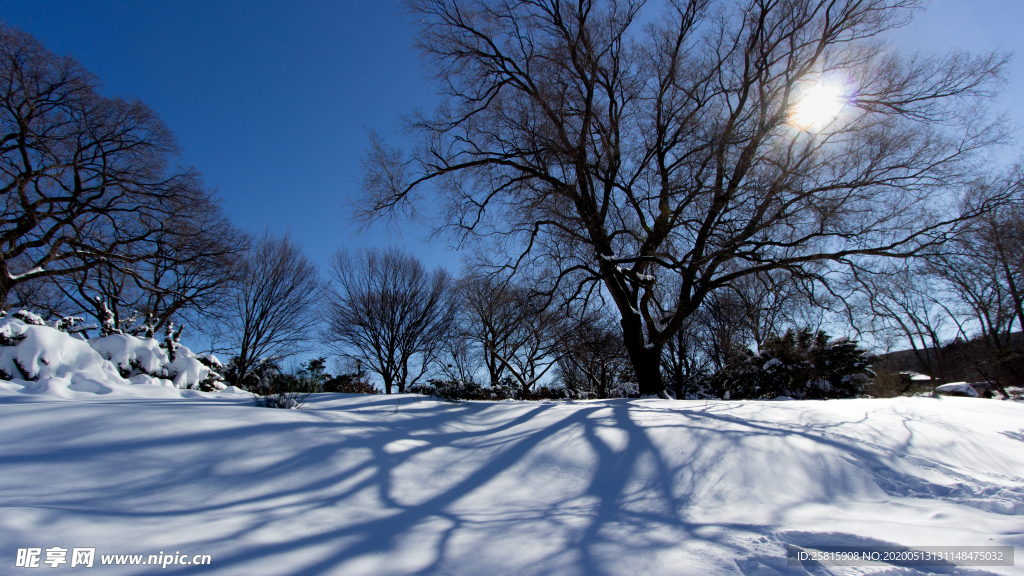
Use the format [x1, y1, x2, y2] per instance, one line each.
[706, 328, 873, 400]
[408, 379, 484, 402]
[407, 381, 435, 395]
[525, 385, 572, 400]
[430, 379, 480, 403]
[0, 315, 232, 397]
[410, 378, 571, 402]
[489, 378, 519, 400]
[0, 316, 130, 391]
[90, 334, 168, 378]
[607, 379, 640, 398]
[89, 332, 225, 390]
[222, 356, 281, 390]
[14, 309, 45, 326]
[0, 319, 27, 347]
[52, 316, 95, 336]
[193, 354, 226, 392]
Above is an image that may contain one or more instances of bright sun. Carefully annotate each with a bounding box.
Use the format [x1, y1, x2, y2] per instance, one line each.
[789, 83, 846, 131]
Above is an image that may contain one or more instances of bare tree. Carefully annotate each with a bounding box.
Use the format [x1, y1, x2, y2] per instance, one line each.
[224, 231, 320, 387]
[0, 23, 208, 307]
[456, 275, 563, 393]
[324, 247, 455, 394]
[931, 174, 1024, 346]
[436, 332, 481, 387]
[923, 172, 1024, 387]
[847, 169, 1024, 385]
[359, 0, 1010, 395]
[662, 315, 711, 399]
[846, 262, 955, 380]
[557, 308, 627, 398]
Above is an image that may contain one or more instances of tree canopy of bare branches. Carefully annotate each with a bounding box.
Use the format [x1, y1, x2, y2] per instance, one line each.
[556, 309, 627, 398]
[847, 168, 1024, 386]
[19, 190, 245, 337]
[359, 0, 1011, 394]
[324, 247, 455, 394]
[224, 231, 320, 387]
[0, 23, 212, 308]
[456, 275, 564, 392]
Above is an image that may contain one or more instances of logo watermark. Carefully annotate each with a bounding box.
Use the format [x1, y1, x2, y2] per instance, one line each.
[15, 548, 211, 569]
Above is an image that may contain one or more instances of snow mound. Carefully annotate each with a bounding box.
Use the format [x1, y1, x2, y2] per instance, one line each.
[0, 317, 225, 399]
[936, 382, 979, 397]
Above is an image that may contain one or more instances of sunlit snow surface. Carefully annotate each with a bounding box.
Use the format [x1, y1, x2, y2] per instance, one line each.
[1, 392, 1023, 575]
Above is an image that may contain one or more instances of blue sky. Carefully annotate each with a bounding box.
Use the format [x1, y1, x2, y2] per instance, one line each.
[0, 0, 443, 269]
[1, 0, 1022, 277]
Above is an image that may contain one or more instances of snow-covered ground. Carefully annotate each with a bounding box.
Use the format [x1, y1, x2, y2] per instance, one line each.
[2, 389, 1023, 575]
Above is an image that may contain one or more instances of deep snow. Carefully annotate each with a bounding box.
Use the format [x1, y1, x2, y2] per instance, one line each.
[1, 390, 1023, 575]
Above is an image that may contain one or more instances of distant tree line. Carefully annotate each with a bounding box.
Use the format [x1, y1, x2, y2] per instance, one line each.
[4, 4, 1023, 403]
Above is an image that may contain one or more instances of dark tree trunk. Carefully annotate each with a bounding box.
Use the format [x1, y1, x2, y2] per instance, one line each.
[0, 261, 9, 310]
[621, 318, 664, 396]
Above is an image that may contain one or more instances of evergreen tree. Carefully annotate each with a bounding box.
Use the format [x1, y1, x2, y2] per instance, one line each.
[710, 328, 873, 400]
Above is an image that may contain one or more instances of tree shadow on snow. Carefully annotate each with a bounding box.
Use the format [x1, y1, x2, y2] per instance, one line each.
[0, 396, 1020, 575]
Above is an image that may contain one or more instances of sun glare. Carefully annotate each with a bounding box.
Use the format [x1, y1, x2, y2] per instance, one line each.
[789, 83, 846, 131]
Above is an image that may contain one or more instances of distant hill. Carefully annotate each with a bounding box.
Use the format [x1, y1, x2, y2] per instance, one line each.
[875, 331, 1024, 388]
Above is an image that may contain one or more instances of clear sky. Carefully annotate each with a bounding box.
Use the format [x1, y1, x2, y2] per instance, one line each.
[1, 0, 1022, 276]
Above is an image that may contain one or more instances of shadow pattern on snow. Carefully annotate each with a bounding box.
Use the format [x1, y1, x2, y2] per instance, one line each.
[0, 396, 1021, 575]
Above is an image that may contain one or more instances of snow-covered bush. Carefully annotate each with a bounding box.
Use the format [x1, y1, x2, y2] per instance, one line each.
[322, 370, 379, 394]
[607, 379, 640, 399]
[412, 378, 572, 402]
[422, 379, 482, 403]
[222, 356, 280, 390]
[13, 309, 45, 326]
[89, 333, 225, 391]
[0, 315, 179, 397]
[52, 316, 95, 335]
[705, 328, 873, 400]
[0, 313, 227, 393]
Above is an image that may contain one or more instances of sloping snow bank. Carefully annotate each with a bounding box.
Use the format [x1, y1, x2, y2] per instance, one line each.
[0, 316, 224, 398]
[0, 394, 1021, 575]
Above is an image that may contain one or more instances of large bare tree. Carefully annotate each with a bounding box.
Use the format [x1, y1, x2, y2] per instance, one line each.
[0, 23, 208, 308]
[324, 247, 455, 394]
[224, 231, 320, 387]
[359, 0, 1010, 395]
